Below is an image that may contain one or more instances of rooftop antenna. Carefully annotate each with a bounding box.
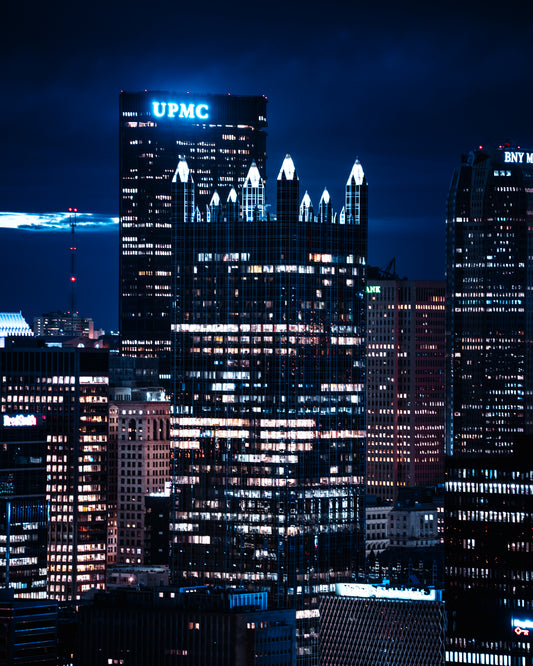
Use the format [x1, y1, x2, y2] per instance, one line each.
[68, 207, 78, 335]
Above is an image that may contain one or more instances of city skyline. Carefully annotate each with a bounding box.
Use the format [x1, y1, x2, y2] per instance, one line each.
[3, 0, 533, 332]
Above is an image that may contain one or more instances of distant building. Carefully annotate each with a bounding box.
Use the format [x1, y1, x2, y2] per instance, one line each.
[106, 565, 169, 589]
[366, 280, 445, 502]
[77, 587, 296, 666]
[388, 504, 439, 549]
[0, 339, 109, 601]
[109, 355, 160, 388]
[33, 311, 95, 338]
[108, 388, 170, 566]
[0, 589, 58, 666]
[0, 312, 33, 347]
[320, 583, 445, 665]
[365, 501, 392, 556]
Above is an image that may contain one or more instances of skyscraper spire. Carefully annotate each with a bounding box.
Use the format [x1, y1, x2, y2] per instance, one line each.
[207, 190, 222, 223]
[277, 154, 297, 181]
[226, 187, 239, 223]
[277, 154, 299, 225]
[172, 156, 195, 224]
[299, 191, 314, 222]
[318, 188, 332, 223]
[242, 161, 265, 221]
[345, 159, 367, 226]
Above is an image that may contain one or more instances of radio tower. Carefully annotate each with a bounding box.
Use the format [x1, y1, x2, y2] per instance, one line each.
[68, 207, 78, 335]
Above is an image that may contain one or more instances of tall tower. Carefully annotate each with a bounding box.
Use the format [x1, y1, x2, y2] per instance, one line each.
[0, 340, 108, 601]
[366, 280, 445, 503]
[119, 91, 267, 366]
[445, 146, 533, 665]
[171, 156, 368, 665]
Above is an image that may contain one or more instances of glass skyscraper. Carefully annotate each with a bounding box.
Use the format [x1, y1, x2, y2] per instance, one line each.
[170, 155, 368, 663]
[119, 91, 267, 365]
[445, 146, 533, 666]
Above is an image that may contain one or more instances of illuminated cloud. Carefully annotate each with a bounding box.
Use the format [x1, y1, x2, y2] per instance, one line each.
[0, 212, 118, 231]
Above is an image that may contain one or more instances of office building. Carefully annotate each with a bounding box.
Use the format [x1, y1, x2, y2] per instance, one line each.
[33, 311, 95, 339]
[0, 339, 109, 602]
[108, 390, 170, 565]
[77, 587, 296, 666]
[320, 583, 445, 665]
[170, 155, 367, 664]
[119, 91, 267, 364]
[445, 145, 533, 665]
[366, 280, 445, 502]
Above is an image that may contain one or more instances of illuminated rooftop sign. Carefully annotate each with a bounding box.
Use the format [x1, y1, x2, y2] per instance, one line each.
[3, 414, 38, 427]
[335, 583, 440, 602]
[366, 285, 381, 294]
[504, 151, 533, 164]
[152, 102, 209, 120]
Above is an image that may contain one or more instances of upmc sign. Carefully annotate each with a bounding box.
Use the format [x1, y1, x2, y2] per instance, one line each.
[504, 151, 533, 164]
[152, 101, 209, 120]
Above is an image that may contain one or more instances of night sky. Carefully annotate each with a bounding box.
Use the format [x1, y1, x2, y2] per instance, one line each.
[2, 0, 532, 331]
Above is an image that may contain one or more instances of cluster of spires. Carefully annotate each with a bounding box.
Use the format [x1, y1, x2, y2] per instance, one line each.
[173, 154, 366, 224]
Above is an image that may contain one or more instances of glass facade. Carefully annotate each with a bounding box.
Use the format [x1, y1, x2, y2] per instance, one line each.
[170, 156, 368, 663]
[119, 91, 267, 364]
[445, 146, 533, 665]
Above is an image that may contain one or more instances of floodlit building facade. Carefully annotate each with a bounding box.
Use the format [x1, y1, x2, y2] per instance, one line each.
[170, 155, 368, 664]
[119, 91, 267, 365]
[445, 145, 533, 665]
[366, 280, 445, 502]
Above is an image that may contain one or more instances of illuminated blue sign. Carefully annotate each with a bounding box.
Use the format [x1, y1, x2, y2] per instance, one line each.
[152, 102, 209, 120]
[504, 151, 533, 164]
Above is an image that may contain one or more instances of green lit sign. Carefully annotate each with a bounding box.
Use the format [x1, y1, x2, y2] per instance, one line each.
[366, 285, 381, 294]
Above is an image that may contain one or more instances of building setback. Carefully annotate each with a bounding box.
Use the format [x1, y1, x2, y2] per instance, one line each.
[366, 280, 445, 502]
[170, 155, 368, 664]
[445, 145, 533, 665]
[119, 91, 267, 366]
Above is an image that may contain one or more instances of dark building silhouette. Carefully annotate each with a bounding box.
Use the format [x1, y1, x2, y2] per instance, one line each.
[119, 91, 267, 366]
[77, 587, 296, 665]
[170, 155, 368, 664]
[445, 146, 533, 665]
[0, 590, 58, 666]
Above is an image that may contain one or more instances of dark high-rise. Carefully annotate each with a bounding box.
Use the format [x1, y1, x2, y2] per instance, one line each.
[445, 146, 533, 665]
[170, 155, 368, 664]
[119, 91, 267, 365]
